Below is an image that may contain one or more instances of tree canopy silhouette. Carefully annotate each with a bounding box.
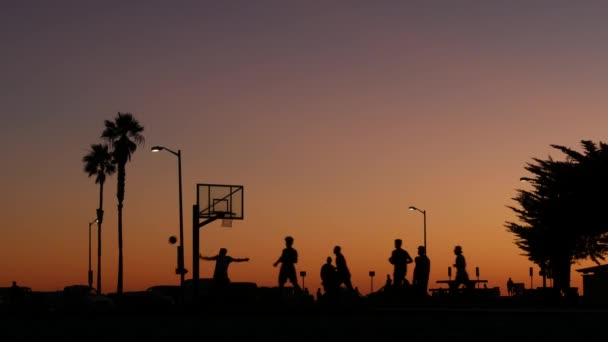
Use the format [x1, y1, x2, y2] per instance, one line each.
[506, 140, 608, 293]
[83, 143, 115, 293]
[101, 112, 144, 295]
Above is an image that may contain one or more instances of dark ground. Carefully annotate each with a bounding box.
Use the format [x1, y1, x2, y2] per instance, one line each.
[2, 307, 607, 341]
[2, 285, 606, 341]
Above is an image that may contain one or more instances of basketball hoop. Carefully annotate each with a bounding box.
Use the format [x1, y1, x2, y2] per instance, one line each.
[222, 218, 232, 228]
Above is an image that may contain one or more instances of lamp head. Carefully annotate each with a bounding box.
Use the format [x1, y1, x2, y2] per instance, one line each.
[151, 146, 164, 152]
[408, 206, 417, 211]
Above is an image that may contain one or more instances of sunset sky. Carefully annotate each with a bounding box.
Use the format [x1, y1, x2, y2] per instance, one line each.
[2, 1, 608, 296]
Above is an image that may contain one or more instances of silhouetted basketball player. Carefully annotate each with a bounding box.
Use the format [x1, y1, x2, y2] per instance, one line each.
[413, 245, 430, 295]
[389, 239, 413, 287]
[273, 236, 301, 291]
[333, 246, 354, 291]
[320, 256, 337, 296]
[199, 248, 249, 287]
[452, 245, 472, 291]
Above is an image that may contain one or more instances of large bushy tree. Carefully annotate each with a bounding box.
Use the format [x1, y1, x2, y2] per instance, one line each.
[101, 112, 144, 294]
[506, 140, 608, 293]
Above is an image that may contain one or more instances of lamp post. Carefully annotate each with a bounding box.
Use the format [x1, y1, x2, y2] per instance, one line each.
[88, 218, 98, 288]
[408, 206, 427, 251]
[369, 271, 375, 293]
[151, 146, 185, 289]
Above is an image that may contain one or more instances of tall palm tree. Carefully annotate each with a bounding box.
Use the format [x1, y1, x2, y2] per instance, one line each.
[83, 143, 115, 294]
[101, 112, 144, 294]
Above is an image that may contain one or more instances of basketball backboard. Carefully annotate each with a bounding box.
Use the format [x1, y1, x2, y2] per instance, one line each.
[197, 183, 244, 220]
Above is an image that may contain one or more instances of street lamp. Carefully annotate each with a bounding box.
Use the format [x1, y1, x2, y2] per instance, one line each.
[88, 218, 98, 288]
[408, 206, 427, 251]
[151, 146, 186, 289]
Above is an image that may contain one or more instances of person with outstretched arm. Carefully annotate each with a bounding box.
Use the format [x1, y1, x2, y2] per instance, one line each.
[200, 247, 249, 287]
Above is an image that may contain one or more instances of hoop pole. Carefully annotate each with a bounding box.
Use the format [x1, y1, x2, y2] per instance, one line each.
[192, 205, 223, 304]
[192, 204, 199, 302]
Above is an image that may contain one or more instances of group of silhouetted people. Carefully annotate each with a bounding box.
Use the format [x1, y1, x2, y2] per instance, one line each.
[319, 246, 355, 299]
[199, 236, 305, 294]
[199, 236, 482, 300]
[315, 238, 432, 300]
[388, 239, 431, 295]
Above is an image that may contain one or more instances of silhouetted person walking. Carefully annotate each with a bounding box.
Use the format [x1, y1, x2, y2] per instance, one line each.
[413, 246, 431, 295]
[389, 239, 413, 287]
[451, 245, 472, 291]
[273, 236, 301, 291]
[200, 248, 249, 288]
[333, 246, 354, 291]
[320, 256, 338, 296]
[507, 277, 514, 296]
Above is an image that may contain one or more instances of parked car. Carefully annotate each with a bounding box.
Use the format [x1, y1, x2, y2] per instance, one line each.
[147, 285, 181, 304]
[0, 285, 33, 313]
[30, 291, 63, 313]
[62, 285, 115, 313]
[108, 290, 175, 314]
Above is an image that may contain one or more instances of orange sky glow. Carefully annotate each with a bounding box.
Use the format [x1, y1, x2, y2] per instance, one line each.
[2, 1, 608, 296]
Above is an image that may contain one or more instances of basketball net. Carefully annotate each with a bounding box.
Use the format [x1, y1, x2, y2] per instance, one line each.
[222, 218, 232, 228]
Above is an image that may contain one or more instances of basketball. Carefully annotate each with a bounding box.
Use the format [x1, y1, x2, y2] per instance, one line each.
[169, 236, 177, 244]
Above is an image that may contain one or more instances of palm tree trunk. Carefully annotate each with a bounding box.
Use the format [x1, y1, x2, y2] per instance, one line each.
[96, 217, 102, 293]
[96, 181, 104, 294]
[116, 163, 125, 295]
[117, 202, 123, 294]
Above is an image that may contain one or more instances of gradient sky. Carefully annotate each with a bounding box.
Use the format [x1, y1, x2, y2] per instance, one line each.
[2, 1, 608, 296]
